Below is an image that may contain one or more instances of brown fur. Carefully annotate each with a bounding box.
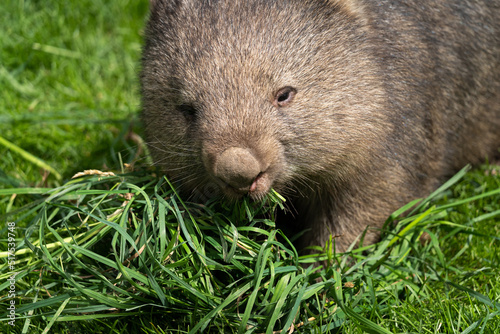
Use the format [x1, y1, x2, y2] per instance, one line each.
[141, 0, 500, 251]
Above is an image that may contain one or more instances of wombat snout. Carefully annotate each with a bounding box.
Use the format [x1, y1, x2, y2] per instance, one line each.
[213, 147, 264, 195]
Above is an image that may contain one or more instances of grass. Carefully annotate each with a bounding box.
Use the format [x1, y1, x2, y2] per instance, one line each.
[1, 166, 499, 333]
[0, 0, 146, 189]
[1, 1, 499, 333]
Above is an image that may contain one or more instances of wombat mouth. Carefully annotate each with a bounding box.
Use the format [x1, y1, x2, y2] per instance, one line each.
[216, 170, 272, 200]
[248, 171, 272, 200]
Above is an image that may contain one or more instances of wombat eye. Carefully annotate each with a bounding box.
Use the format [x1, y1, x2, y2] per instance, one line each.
[177, 103, 197, 121]
[273, 86, 297, 108]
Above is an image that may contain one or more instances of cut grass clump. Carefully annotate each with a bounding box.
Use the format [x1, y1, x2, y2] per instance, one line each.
[1, 165, 499, 333]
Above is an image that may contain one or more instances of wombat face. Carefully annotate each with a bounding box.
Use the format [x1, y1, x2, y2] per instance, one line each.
[141, 0, 390, 202]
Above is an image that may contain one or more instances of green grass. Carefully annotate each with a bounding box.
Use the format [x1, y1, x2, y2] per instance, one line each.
[1, 165, 499, 333]
[1, 1, 499, 333]
[0, 0, 147, 189]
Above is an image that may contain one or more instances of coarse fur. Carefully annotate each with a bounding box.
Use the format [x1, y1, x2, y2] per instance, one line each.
[141, 0, 500, 251]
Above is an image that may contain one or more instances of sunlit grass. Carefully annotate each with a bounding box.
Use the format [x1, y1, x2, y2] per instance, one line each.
[1, 166, 499, 333]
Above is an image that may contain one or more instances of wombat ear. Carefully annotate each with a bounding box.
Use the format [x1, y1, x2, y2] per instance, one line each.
[149, 0, 192, 6]
[149, 0, 183, 12]
[149, 0, 159, 9]
[149, 0, 191, 14]
[330, 0, 368, 25]
[149, 0, 164, 10]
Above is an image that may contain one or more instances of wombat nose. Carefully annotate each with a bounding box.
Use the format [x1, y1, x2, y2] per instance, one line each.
[214, 147, 261, 192]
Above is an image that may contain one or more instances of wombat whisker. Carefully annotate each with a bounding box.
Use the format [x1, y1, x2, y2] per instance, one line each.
[146, 140, 198, 154]
[173, 172, 204, 186]
[295, 174, 318, 191]
[153, 162, 201, 173]
[145, 145, 198, 160]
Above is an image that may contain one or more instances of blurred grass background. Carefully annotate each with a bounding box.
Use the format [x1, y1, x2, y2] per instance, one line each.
[0, 0, 148, 190]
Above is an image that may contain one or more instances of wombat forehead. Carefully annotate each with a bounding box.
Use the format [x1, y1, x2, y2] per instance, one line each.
[170, 33, 315, 101]
[146, 1, 369, 106]
[167, 2, 339, 67]
[173, 28, 292, 84]
[172, 45, 295, 105]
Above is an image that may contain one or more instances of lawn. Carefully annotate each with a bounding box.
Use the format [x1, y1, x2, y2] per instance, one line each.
[1, 1, 499, 333]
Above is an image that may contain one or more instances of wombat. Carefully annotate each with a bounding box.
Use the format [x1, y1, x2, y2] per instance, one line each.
[140, 0, 500, 252]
